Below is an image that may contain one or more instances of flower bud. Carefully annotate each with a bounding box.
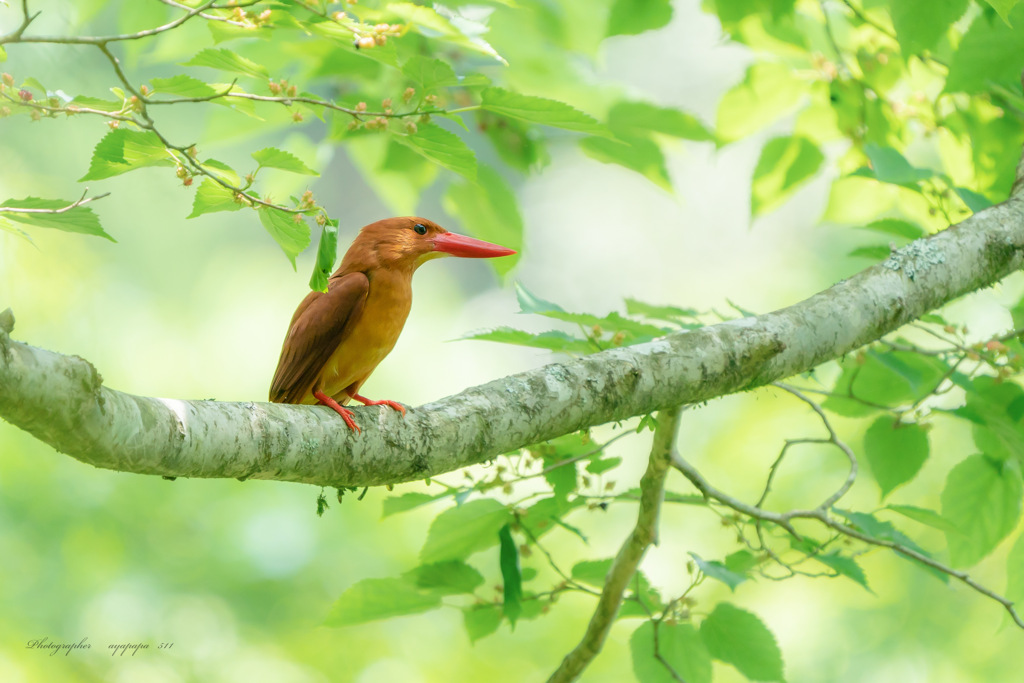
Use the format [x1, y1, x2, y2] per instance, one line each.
[403, 87, 415, 103]
[356, 36, 375, 49]
[2, 73, 14, 86]
[18, 89, 32, 102]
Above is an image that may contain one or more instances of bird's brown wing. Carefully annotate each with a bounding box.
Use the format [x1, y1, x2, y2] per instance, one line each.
[269, 272, 370, 403]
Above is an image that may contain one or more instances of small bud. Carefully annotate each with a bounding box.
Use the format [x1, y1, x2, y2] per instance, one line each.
[107, 120, 120, 129]
[404, 121, 417, 134]
[175, 165, 188, 179]
[332, 11, 346, 20]
[419, 113, 431, 124]
[187, 145, 198, 158]
[287, 84, 297, 98]
[986, 340, 1009, 353]
[30, 109, 41, 121]
[381, 97, 392, 109]
[374, 23, 390, 31]
[0, 106, 11, 118]
[403, 87, 415, 103]
[611, 331, 626, 346]
[355, 101, 367, 112]
[292, 111, 304, 122]
[356, 36, 376, 49]
[316, 213, 327, 227]
[182, 176, 193, 186]
[293, 213, 303, 224]
[424, 94, 438, 105]
[591, 324, 602, 337]
[48, 97, 59, 108]
[140, 84, 150, 96]
[18, 89, 32, 102]
[375, 34, 387, 46]
[268, 80, 282, 94]
[347, 120, 359, 130]
[259, 9, 272, 21]
[2, 73, 14, 86]
[943, 324, 956, 334]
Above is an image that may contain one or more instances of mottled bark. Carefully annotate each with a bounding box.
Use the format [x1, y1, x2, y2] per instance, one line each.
[2, 194, 1024, 487]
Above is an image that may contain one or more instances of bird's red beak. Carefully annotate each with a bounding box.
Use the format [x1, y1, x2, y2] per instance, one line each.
[431, 231, 517, 258]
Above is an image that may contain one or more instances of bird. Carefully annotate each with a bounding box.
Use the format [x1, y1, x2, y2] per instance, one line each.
[269, 216, 516, 432]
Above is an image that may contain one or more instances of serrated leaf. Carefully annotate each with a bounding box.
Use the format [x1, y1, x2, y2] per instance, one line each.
[460, 327, 596, 354]
[309, 219, 338, 292]
[571, 559, 612, 587]
[854, 144, 934, 187]
[183, 47, 268, 78]
[515, 282, 669, 340]
[79, 129, 172, 181]
[498, 525, 522, 627]
[258, 207, 310, 268]
[700, 603, 784, 682]
[864, 416, 930, 499]
[945, 7, 1024, 94]
[941, 454, 1023, 567]
[814, 552, 871, 591]
[420, 499, 509, 564]
[625, 298, 700, 325]
[955, 186, 994, 213]
[890, 0, 968, 55]
[579, 135, 671, 190]
[608, 0, 673, 37]
[442, 164, 522, 277]
[252, 147, 318, 175]
[689, 552, 747, 591]
[188, 179, 244, 219]
[381, 491, 442, 518]
[0, 197, 114, 241]
[386, 2, 506, 64]
[607, 100, 712, 141]
[631, 621, 712, 683]
[956, 376, 1024, 461]
[717, 62, 806, 143]
[324, 577, 440, 626]
[463, 604, 502, 643]
[200, 159, 241, 185]
[984, 0, 1021, 24]
[886, 504, 961, 533]
[862, 218, 924, 239]
[401, 55, 460, 90]
[393, 123, 477, 180]
[150, 74, 219, 99]
[751, 135, 823, 216]
[481, 87, 605, 135]
[404, 560, 484, 595]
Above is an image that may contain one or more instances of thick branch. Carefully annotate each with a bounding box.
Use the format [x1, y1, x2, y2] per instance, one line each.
[2, 191, 1024, 486]
[547, 407, 682, 683]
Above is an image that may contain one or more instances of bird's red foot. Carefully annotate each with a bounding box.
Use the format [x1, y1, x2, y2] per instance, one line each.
[313, 390, 361, 433]
[351, 393, 407, 416]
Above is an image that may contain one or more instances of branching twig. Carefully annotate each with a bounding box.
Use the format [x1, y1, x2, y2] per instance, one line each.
[547, 406, 684, 683]
[0, 189, 110, 215]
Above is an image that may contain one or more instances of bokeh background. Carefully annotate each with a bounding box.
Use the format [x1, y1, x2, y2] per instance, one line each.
[2, 1, 1024, 681]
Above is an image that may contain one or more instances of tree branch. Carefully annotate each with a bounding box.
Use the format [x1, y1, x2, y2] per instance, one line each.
[547, 406, 683, 683]
[2, 180, 1024, 486]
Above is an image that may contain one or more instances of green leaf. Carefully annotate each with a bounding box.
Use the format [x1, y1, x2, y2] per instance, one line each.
[0, 197, 114, 241]
[861, 218, 925, 240]
[941, 454, 1023, 567]
[252, 147, 318, 175]
[945, 7, 1024, 94]
[751, 135, 824, 216]
[886, 504, 961, 533]
[463, 604, 503, 643]
[954, 186, 995, 213]
[607, 101, 713, 141]
[403, 560, 484, 595]
[956, 376, 1024, 462]
[848, 245, 892, 261]
[823, 350, 949, 416]
[579, 135, 671, 190]
[309, 219, 338, 292]
[890, 0, 968, 55]
[814, 552, 871, 591]
[864, 416, 930, 499]
[401, 55, 461, 91]
[498, 525, 522, 627]
[460, 327, 595, 354]
[325, 577, 441, 626]
[585, 456, 621, 475]
[983, 0, 1021, 24]
[420, 499, 510, 564]
[689, 552, 747, 591]
[386, 2, 506, 64]
[717, 62, 806, 143]
[149, 74, 219, 98]
[832, 509, 945, 582]
[381, 491, 442, 518]
[187, 179, 244, 219]
[514, 282, 669, 340]
[481, 87, 605, 135]
[700, 603, 784, 682]
[79, 129, 173, 181]
[393, 123, 477, 180]
[442, 165, 522, 277]
[607, 0, 673, 37]
[571, 559, 612, 587]
[183, 48, 269, 78]
[854, 144, 934, 187]
[631, 621, 712, 683]
[625, 299, 700, 325]
[724, 549, 760, 575]
[258, 207, 310, 268]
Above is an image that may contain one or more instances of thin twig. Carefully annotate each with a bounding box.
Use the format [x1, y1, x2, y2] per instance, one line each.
[0, 189, 110, 215]
[547, 406, 684, 683]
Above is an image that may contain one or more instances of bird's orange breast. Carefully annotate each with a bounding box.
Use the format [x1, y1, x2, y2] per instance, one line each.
[312, 270, 413, 403]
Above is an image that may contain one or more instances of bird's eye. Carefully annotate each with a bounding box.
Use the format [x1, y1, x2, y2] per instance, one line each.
[413, 223, 428, 235]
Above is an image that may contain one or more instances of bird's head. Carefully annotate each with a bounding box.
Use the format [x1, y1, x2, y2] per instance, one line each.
[345, 217, 516, 271]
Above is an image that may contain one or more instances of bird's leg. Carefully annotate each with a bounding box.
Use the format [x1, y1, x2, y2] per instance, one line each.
[350, 392, 407, 416]
[313, 390, 361, 433]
